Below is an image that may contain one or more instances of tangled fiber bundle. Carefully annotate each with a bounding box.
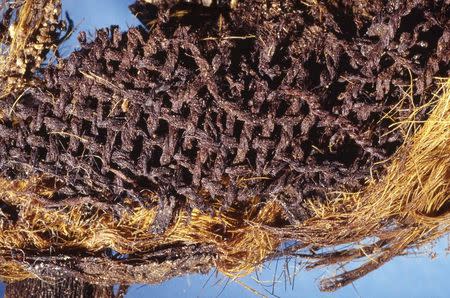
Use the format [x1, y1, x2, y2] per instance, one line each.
[0, 0, 69, 97]
[0, 0, 449, 293]
[0, 175, 283, 283]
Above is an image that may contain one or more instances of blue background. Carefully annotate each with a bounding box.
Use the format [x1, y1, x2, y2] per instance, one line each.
[0, 1, 449, 297]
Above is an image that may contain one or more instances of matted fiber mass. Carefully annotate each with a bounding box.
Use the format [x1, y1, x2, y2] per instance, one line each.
[0, 0, 448, 224]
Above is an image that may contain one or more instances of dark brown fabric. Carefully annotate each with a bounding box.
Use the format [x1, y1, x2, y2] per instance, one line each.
[0, 0, 448, 224]
[5, 278, 116, 298]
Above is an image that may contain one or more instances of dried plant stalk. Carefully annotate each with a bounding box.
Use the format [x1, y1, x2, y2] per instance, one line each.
[0, 0, 65, 98]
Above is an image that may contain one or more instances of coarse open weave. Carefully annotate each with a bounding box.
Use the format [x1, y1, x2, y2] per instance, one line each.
[1, 0, 448, 224]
